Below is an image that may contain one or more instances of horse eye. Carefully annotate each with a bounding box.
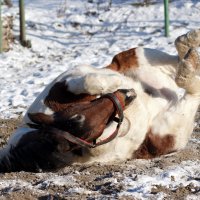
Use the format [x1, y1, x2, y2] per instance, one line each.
[70, 114, 85, 122]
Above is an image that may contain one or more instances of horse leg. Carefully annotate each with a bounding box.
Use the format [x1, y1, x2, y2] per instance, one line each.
[134, 31, 200, 159]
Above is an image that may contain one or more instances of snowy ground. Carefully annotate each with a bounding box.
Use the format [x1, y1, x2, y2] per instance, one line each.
[1, 0, 200, 118]
[0, 0, 199, 199]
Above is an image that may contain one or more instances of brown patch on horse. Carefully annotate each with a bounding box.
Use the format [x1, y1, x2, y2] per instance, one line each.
[44, 81, 97, 112]
[133, 130, 175, 159]
[106, 48, 139, 72]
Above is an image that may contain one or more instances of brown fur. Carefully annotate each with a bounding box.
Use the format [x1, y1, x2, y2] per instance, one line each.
[133, 130, 175, 159]
[44, 81, 97, 112]
[106, 48, 139, 72]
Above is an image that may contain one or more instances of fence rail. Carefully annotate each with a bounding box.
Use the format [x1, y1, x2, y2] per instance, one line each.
[164, 0, 169, 37]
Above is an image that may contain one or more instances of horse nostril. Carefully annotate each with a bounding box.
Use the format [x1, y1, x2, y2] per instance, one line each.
[124, 89, 137, 105]
[127, 89, 137, 98]
[116, 89, 137, 105]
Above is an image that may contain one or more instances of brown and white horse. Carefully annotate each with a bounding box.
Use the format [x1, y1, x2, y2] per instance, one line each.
[1, 29, 200, 172]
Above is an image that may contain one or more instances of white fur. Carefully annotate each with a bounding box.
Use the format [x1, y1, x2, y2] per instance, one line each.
[9, 29, 200, 163]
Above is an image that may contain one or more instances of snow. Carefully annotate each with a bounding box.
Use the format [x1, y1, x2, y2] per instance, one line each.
[0, 0, 199, 199]
[43, 175, 76, 186]
[120, 160, 200, 199]
[0, 179, 45, 195]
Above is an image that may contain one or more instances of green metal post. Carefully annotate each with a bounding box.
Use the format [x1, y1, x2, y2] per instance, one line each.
[19, 0, 26, 45]
[0, 0, 3, 53]
[164, 0, 169, 37]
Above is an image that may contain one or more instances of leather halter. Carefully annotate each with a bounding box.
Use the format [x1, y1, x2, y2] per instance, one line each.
[28, 93, 124, 149]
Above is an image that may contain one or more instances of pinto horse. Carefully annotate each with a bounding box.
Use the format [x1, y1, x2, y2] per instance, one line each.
[1, 29, 200, 172]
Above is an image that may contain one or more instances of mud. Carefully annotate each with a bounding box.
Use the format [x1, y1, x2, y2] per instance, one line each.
[0, 116, 199, 200]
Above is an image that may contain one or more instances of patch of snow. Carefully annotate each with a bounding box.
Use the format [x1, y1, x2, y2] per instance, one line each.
[120, 160, 200, 199]
[0, 179, 45, 195]
[43, 175, 76, 186]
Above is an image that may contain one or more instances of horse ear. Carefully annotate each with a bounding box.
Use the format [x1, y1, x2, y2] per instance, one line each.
[28, 113, 54, 125]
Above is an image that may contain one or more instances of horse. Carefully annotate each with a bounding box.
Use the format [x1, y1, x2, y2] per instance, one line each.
[1, 29, 200, 172]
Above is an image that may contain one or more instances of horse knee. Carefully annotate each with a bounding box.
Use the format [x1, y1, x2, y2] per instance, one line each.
[84, 73, 122, 95]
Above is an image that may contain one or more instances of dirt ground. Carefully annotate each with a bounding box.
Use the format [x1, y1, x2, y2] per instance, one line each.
[0, 114, 199, 200]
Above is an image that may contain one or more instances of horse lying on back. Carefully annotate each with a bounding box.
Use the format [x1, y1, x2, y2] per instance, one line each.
[1, 29, 200, 172]
[0, 89, 136, 172]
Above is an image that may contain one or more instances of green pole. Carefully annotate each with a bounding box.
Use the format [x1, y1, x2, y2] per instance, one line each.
[19, 0, 31, 48]
[19, 0, 26, 45]
[164, 0, 169, 37]
[0, 0, 3, 53]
